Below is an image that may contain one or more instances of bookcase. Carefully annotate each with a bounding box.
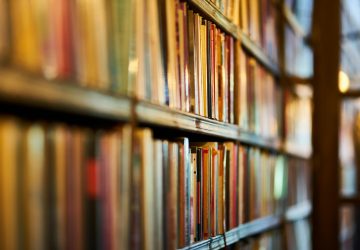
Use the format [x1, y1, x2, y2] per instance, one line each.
[0, 0, 313, 249]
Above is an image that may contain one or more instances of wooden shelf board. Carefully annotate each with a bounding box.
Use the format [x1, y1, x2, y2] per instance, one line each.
[137, 101, 283, 151]
[341, 89, 360, 98]
[0, 68, 132, 121]
[179, 216, 282, 250]
[285, 75, 313, 86]
[239, 31, 280, 75]
[285, 201, 312, 221]
[179, 202, 312, 250]
[283, 4, 307, 38]
[283, 143, 312, 159]
[227, 215, 282, 241]
[340, 196, 360, 205]
[136, 100, 240, 140]
[239, 131, 282, 151]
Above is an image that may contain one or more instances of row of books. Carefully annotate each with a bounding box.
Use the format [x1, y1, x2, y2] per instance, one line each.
[284, 89, 312, 152]
[237, 54, 281, 137]
[0, 117, 133, 250]
[1, 0, 280, 138]
[286, 158, 311, 207]
[212, 0, 278, 63]
[0, 116, 291, 250]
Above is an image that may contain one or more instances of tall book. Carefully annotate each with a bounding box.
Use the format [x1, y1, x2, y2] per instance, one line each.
[0, 118, 20, 250]
[119, 126, 132, 250]
[23, 124, 46, 250]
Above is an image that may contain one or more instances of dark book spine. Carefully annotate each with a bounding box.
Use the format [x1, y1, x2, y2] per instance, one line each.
[84, 131, 98, 250]
[225, 149, 231, 230]
[196, 148, 202, 241]
[45, 128, 56, 250]
[244, 147, 250, 222]
[162, 142, 169, 249]
[206, 21, 212, 118]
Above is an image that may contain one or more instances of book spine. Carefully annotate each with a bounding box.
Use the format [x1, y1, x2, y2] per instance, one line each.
[196, 148, 203, 241]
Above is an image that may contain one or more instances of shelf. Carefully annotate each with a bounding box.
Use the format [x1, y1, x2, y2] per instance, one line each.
[137, 100, 282, 151]
[340, 196, 360, 205]
[282, 4, 307, 38]
[239, 31, 280, 75]
[136, 100, 240, 140]
[186, 0, 279, 76]
[283, 143, 312, 159]
[179, 201, 312, 250]
[0, 68, 132, 121]
[340, 89, 360, 98]
[226, 215, 282, 242]
[178, 215, 282, 250]
[285, 75, 313, 86]
[285, 201, 312, 221]
[187, 0, 239, 39]
[239, 131, 282, 151]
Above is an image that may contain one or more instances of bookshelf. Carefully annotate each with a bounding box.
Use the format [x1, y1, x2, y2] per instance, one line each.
[0, 0, 314, 249]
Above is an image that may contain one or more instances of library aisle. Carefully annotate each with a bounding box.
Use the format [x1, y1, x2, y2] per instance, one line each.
[0, 0, 356, 250]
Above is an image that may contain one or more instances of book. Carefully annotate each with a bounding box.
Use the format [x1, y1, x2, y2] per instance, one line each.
[23, 124, 46, 250]
[0, 118, 20, 250]
[0, 0, 8, 61]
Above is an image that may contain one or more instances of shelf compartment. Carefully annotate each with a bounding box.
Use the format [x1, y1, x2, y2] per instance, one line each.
[0, 68, 132, 121]
[285, 201, 312, 221]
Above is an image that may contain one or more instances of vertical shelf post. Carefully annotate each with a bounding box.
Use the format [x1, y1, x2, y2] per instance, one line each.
[312, 0, 341, 249]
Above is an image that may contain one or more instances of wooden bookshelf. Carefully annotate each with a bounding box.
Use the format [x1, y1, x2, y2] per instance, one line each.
[340, 89, 360, 98]
[0, 0, 314, 247]
[0, 68, 132, 121]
